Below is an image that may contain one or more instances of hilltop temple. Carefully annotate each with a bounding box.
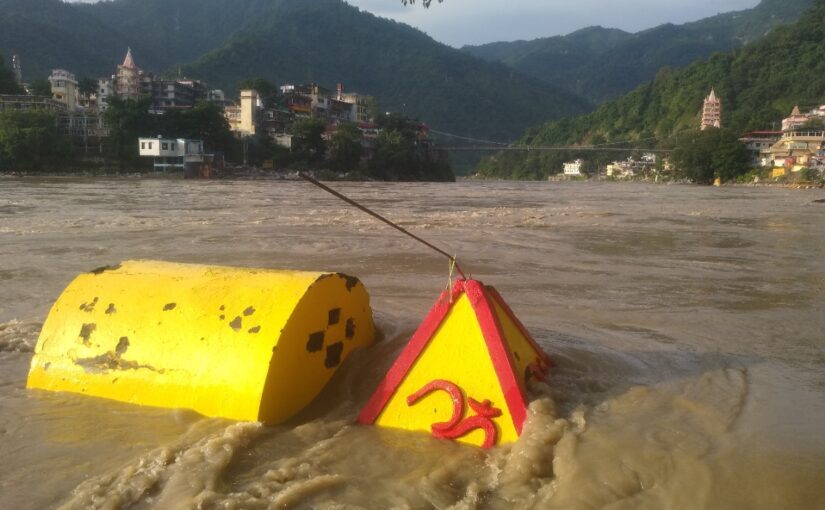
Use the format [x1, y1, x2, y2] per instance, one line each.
[115, 47, 143, 99]
[700, 88, 721, 130]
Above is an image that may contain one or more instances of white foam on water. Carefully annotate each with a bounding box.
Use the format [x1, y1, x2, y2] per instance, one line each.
[1, 179, 824, 509]
[0, 320, 39, 353]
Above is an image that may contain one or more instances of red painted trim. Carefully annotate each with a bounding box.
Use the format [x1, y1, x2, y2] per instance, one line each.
[486, 286, 552, 368]
[465, 280, 528, 435]
[357, 281, 467, 425]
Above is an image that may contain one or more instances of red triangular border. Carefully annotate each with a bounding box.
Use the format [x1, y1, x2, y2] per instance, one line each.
[486, 286, 552, 369]
[357, 279, 545, 436]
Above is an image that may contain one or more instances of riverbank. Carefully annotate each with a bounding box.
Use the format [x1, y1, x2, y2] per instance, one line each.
[0, 167, 362, 181]
[4, 168, 824, 188]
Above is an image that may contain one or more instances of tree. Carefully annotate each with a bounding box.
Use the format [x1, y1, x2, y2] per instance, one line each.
[290, 118, 327, 163]
[672, 128, 749, 184]
[78, 77, 97, 96]
[369, 113, 455, 181]
[238, 77, 279, 106]
[28, 78, 52, 97]
[0, 110, 73, 170]
[103, 96, 157, 161]
[798, 117, 825, 131]
[370, 128, 415, 180]
[0, 53, 24, 95]
[328, 123, 364, 172]
[163, 101, 235, 154]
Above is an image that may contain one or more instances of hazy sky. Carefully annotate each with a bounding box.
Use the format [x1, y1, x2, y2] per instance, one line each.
[345, 0, 761, 46]
[68, 0, 763, 47]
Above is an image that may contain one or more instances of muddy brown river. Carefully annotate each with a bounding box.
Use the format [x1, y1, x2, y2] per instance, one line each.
[1, 177, 824, 509]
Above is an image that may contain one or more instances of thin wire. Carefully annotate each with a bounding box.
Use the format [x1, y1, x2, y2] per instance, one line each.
[428, 128, 513, 147]
[430, 126, 694, 151]
[298, 173, 467, 280]
[446, 256, 456, 302]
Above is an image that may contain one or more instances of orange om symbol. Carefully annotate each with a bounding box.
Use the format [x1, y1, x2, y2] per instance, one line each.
[406, 379, 502, 449]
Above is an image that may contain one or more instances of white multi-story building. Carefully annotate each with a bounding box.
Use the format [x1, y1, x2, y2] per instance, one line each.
[563, 159, 584, 176]
[139, 137, 204, 171]
[96, 78, 114, 111]
[337, 83, 370, 123]
[49, 69, 79, 112]
[224, 90, 261, 136]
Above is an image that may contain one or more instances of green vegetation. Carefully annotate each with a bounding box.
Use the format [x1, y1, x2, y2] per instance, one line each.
[0, 0, 141, 80]
[366, 114, 453, 182]
[78, 77, 98, 98]
[671, 129, 749, 184]
[180, 0, 590, 141]
[0, 110, 73, 170]
[0, 53, 23, 94]
[328, 124, 363, 173]
[27, 78, 51, 97]
[1, 0, 591, 141]
[104, 97, 235, 161]
[253, 113, 453, 181]
[799, 118, 825, 131]
[103, 97, 156, 161]
[238, 77, 280, 105]
[289, 118, 327, 164]
[463, 0, 814, 104]
[477, 0, 825, 180]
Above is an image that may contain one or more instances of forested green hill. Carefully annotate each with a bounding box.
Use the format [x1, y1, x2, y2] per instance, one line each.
[463, 0, 814, 104]
[77, 0, 281, 70]
[476, 0, 825, 179]
[179, 0, 591, 140]
[0, 0, 157, 80]
[0, 0, 280, 79]
[0, 0, 591, 140]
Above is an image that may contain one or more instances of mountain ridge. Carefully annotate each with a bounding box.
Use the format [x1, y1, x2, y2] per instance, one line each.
[462, 0, 815, 104]
[475, 0, 825, 179]
[0, 0, 591, 140]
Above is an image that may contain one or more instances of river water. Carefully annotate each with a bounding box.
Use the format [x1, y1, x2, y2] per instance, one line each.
[1, 177, 824, 509]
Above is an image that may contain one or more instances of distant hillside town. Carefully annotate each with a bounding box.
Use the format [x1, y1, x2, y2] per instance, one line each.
[559, 88, 825, 182]
[0, 49, 450, 180]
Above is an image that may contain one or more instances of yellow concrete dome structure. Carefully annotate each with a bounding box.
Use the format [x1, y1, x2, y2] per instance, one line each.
[27, 260, 375, 424]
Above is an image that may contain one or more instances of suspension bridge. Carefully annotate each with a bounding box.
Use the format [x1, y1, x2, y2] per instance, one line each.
[429, 128, 673, 154]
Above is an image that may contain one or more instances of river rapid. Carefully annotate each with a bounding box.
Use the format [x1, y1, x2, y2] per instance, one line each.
[1, 177, 823, 509]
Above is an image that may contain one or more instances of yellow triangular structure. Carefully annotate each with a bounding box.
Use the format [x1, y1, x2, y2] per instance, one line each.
[358, 279, 550, 448]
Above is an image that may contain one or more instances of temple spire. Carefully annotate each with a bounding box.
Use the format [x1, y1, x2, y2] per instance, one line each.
[700, 87, 722, 130]
[121, 47, 136, 69]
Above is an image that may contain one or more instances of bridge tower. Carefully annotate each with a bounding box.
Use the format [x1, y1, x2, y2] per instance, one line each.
[12, 55, 23, 85]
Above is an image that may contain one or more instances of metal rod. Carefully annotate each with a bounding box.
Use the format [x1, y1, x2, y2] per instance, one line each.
[298, 173, 467, 280]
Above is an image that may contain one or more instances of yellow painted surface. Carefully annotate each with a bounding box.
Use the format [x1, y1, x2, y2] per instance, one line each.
[491, 299, 543, 391]
[374, 294, 518, 447]
[772, 167, 787, 178]
[27, 260, 375, 423]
